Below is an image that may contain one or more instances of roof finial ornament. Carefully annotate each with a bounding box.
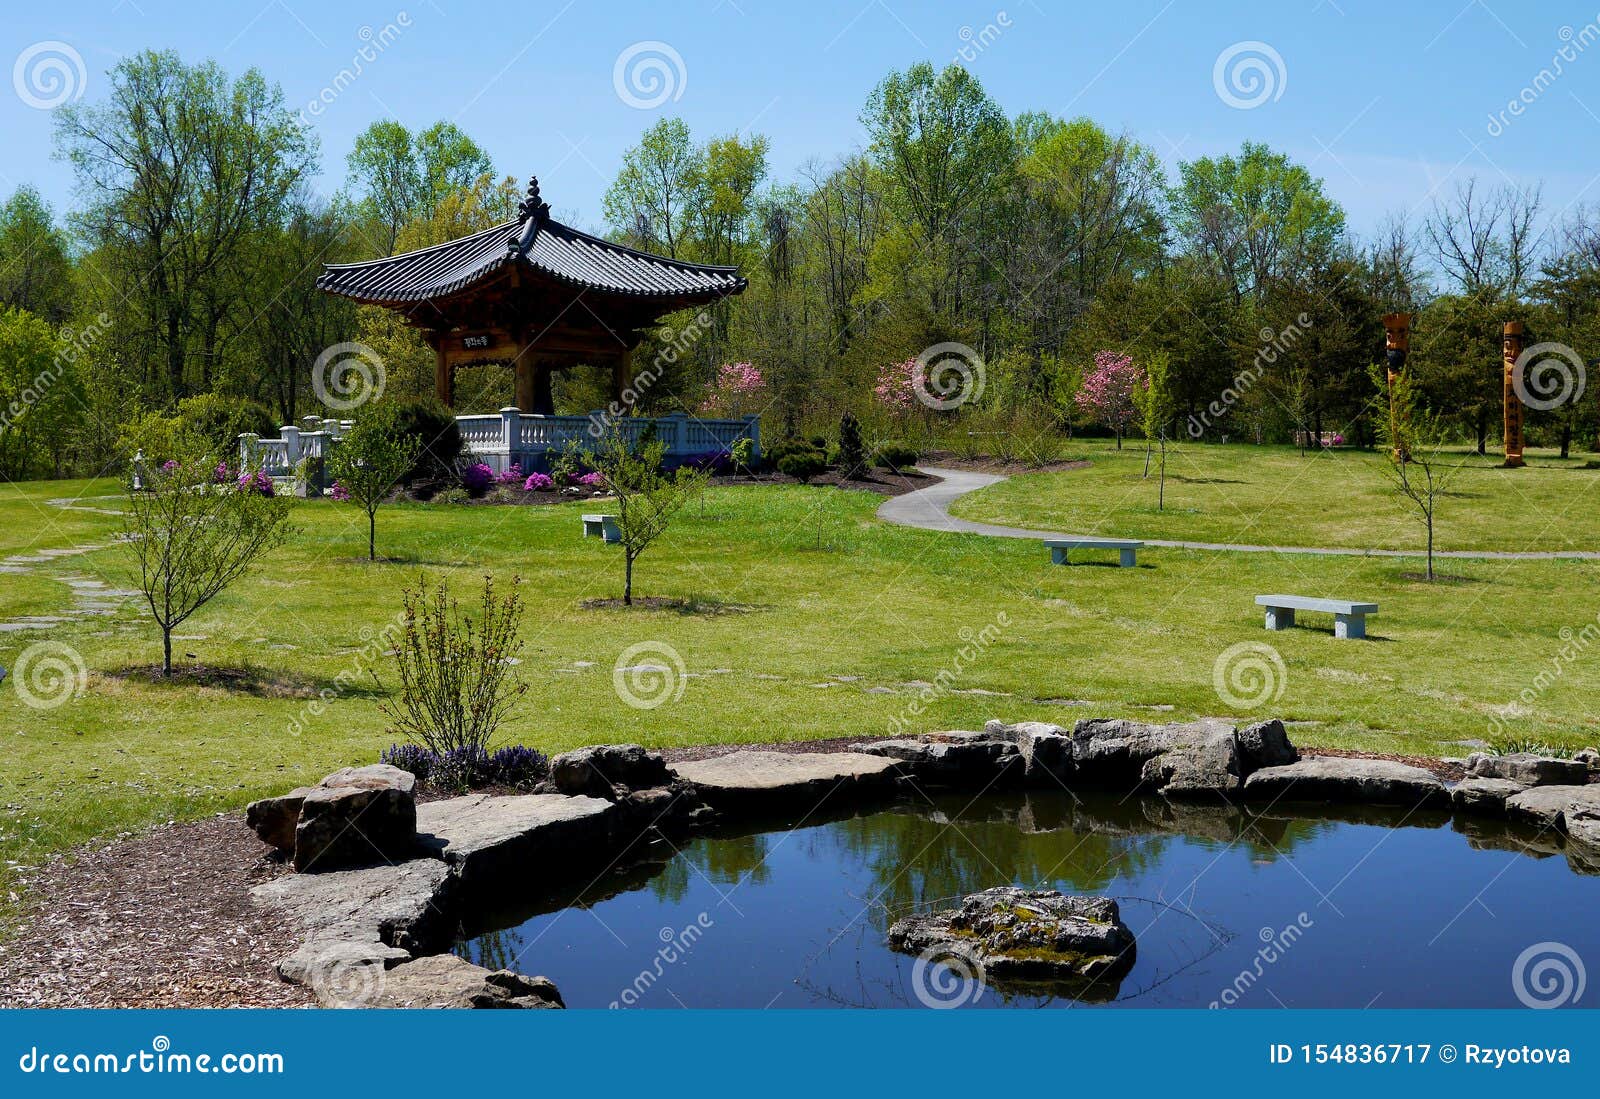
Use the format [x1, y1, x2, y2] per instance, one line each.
[518, 174, 550, 224]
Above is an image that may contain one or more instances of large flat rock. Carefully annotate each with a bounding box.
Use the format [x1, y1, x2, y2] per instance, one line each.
[370, 953, 564, 1009]
[1466, 752, 1589, 787]
[1451, 777, 1526, 816]
[1242, 756, 1449, 810]
[252, 857, 456, 966]
[415, 793, 618, 893]
[1504, 784, 1600, 830]
[671, 750, 900, 808]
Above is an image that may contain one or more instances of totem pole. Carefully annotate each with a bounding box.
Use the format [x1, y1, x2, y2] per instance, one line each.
[1502, 321, 1525, 468]
[1381, 313, 1412, 461]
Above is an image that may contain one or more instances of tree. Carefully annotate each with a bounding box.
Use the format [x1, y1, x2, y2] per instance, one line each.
[837, 411, 866, 479]
[327, 413, 420, 560]
[582, 428, 709, 605]
[345, 119, 493, 254]
[121, 436, 294, 674]
[0, 186, 74, 323]
[55, 50, 316, 403]
[0, 307, 84, 479]
[1134, 351, 1179, 508]
[1075, 350, 1143, 448]
[1368, 363, 1464, 581]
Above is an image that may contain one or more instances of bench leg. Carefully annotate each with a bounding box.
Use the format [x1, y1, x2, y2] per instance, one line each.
[1263, 607, 1294, 631]
[1051, 547, 1069, 566]
[1119, 548, 1136, 568]
[1334, 613, 1365, 640]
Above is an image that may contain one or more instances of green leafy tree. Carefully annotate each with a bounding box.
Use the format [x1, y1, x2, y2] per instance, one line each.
[327, 415, 421, 560]
[121, 434, 294, 675]
[345, 119, 493, 254]
[0, 186, 74, 323]
[582, 428, 710, 605]
[836, 411, 866, 479]
[1133, 351, 1179, 509]
[1368, 363, 1464, 580]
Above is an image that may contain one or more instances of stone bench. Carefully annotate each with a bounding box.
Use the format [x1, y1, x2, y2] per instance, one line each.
[582, 513, 620, 543]
[1044, 538, 1142, 568]
[1255, 594, 1378, 639]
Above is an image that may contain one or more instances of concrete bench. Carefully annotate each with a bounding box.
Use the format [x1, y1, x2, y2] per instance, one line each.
[1255, 594, 1378, 639]
[1044, 538, 1142, 568]
[582, 514, 620, 543]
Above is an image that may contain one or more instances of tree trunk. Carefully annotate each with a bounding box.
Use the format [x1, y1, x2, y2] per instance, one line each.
[1115, 429, 1122, 450]
[1560, 423, 1571, 460]
[162, 626, 173, 677]
[1475, 412, 1487, 456]
[624, 553, 634, 606]
[369, 511, 377, 561]
[1158, 436, 1167, 510]
[1142, 439, 1152, 478]
[1426, 515, 1435, 581]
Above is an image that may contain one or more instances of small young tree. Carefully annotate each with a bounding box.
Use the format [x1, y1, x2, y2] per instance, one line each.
[1133, 351, 1180, 510]
[1369, 363, 1463, 580]
[1075, 350, 1143, 449]
[836, 411, 867, 479]
[122, 438, 294, 675]
[583, 427, 710, 606]
[377, 573, 529, 756]
[327, 414, 420, 561]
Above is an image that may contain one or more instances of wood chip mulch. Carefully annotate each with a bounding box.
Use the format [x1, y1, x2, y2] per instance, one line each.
[0, 739, 1477, 1008]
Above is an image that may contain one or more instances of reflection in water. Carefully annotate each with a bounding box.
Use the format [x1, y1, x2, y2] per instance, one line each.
[456, 791, 1600, 1009]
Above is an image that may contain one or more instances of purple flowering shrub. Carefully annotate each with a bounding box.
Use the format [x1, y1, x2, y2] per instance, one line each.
[459, 462, 494, 496]
[522, 471, 555, 492]
[380, 742, 548, 791]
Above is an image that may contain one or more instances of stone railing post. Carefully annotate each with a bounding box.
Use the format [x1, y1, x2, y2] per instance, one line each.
[280, 425, 301, 467]
[499, 407, 521, 473]
[237, 433, 258, 472]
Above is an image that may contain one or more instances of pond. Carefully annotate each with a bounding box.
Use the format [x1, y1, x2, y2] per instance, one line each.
[455, 792, 1599, 1008]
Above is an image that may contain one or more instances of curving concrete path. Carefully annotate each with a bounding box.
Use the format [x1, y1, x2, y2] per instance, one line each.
[877, 466, 1600, 561]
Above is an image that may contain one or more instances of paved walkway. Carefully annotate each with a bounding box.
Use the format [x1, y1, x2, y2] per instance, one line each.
[876, 467, 1600, 561]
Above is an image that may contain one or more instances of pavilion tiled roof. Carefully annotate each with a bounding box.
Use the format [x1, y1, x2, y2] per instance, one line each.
[316, 176, 746, 306]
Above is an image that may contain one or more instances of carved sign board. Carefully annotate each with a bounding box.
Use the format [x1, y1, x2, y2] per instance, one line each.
[461, 332, 496, 350]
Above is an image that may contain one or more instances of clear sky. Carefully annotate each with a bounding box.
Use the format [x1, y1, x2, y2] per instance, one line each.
[4, 0, 1597, 238]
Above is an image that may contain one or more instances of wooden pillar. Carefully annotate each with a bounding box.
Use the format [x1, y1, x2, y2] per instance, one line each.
[533, 362, 555, 415]
[514, 354, 536, 413]
[1503, 321, 1525, 468]
[611, 347, 634, 409]
[433, 345, 454, 408]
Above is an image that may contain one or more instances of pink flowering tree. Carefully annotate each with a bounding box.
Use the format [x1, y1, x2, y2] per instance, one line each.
[874, 358, 922, 410]
[1075, 351, 1145, 449]
[700, 362, 766, 417]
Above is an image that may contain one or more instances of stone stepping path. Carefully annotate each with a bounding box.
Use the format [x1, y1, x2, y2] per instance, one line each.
[0, 498, 134, 635]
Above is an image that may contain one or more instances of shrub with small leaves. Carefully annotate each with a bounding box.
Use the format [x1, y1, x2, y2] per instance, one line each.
[778, 448, 828, 484]
[380, 742, 435, 782]
[460, 462, 494, 496]
[490, 745, 549, 788]
[837, 412, 866, 479]
[522, 471, 555, 492]
[873, 441, 920, 472]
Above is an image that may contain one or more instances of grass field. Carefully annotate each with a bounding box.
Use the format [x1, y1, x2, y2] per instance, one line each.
[1, 457, 1598, 894]
[950, 441, 1600, 552]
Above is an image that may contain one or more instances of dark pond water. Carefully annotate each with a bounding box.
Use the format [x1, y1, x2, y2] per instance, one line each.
[455, 793, 1600, 1008]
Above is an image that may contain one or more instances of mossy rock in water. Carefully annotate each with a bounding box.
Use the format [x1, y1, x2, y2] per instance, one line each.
[888, 886, 1136, 993]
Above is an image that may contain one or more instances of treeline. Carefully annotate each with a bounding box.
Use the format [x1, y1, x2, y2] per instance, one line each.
[2, 53, 1597, 481]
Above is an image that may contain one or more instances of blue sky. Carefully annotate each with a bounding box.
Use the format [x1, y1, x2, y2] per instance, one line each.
[4, 0, 1598, 238]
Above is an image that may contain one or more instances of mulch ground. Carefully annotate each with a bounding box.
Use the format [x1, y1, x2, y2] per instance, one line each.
[0, 737, 1482, 1008]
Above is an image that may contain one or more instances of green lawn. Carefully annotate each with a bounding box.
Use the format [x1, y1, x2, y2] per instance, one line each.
[2, 470, 1598, 900]
[950, 441, 1600, 553]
